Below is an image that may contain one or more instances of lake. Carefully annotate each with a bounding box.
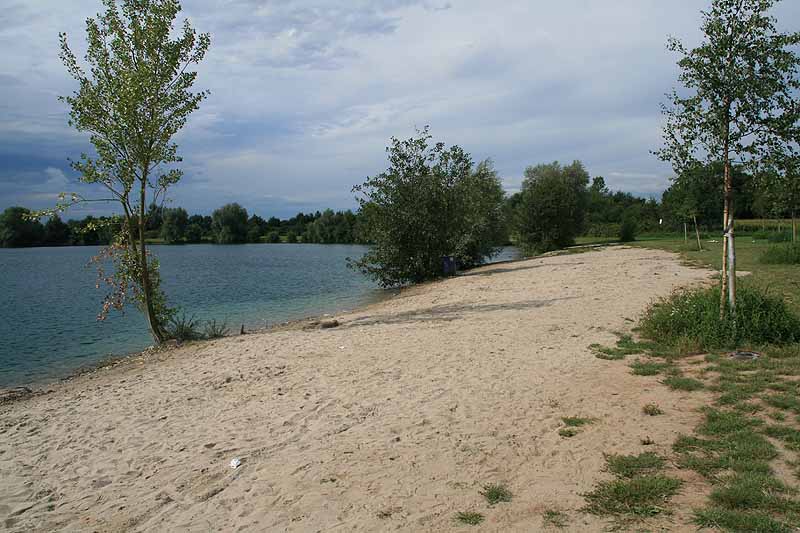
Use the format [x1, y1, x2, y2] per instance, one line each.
[0, 244, 519, 388]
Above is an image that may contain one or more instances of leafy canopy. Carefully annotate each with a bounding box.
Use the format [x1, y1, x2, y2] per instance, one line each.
[352, 128, 506, 287]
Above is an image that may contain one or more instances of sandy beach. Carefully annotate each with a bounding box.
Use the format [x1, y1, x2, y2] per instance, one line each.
[1, 246, 716, 532]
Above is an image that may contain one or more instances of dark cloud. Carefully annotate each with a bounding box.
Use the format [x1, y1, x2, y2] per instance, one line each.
[2, 0, 800, 218]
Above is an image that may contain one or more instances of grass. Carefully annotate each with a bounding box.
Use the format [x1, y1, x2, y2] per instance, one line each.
[562, 416, 595, 427]
[761, 244, 800, 265]
[620, 236, 800, 531]
[662, 375, 705, 391]
[583, 475, 682, 517]
[643, 403, 664, 416]
[166, 311, 203, 342]
[203, 319, 229, 339]
[558, 428, 579, 438]
[590, 334, 655, 360]
[630, 359, 671, 376]
[605, 452, 666, 478]
[480, 483, 512, 505]
[454, 511, 484, 526]
[542, 509, 569, 529]
[631, 237, 800, 317]
[639, 284, 800, 350]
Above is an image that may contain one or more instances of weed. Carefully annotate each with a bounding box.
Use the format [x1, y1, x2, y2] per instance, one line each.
[559, 428, 579, 438]
[454, 511, 484, 526]
[582, 475, 681, 517]
[166, 311, 203, 342]
[605, 452, 666, 478]
[590, 334, 653, 360]
[663, 375, 705, 391]
[480, 483, 512, 505]
[643, 403, 664, 416]
[760, 244, 800, 265]
[203, 319, 229, 339]
[562, 416, 595, 427]
[542, 509, 568, 529]
[630, 359, 671, 376]
[693, 507, 794, 532]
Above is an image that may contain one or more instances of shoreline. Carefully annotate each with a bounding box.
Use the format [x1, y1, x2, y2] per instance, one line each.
[1, 246, 716, 532]
[2, 247, 526, 393]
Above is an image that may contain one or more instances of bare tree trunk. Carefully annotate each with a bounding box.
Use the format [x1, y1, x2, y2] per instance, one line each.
[793, 210, 797, 243]
[684, 222, 688, 244]
[693, 214, 703, 251]
[138, 170, 165, 343]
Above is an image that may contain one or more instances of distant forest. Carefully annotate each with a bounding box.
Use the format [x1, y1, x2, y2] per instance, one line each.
[0, 164, 780, 249]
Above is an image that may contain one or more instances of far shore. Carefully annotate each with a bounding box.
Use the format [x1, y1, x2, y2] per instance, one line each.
[1, 246, 714, 532]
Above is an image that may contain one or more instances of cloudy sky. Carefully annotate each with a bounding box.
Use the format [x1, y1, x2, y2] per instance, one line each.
[1, 0, 799, 218]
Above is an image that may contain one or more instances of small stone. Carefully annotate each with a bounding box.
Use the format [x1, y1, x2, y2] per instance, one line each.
[319, 319, 340, 329]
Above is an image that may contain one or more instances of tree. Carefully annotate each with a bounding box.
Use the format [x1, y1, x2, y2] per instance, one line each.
[160, 207, 189, 243]
[0, 207, 44, 247]
[211, 203, 249, 243]
[185, 223, 204, 243]
[56, 0, 210, 342]
[514, 161, 589, 253]
[43, 214, 71, 245]
[656, 0, 800, 314]
[352, 128, 506, 286]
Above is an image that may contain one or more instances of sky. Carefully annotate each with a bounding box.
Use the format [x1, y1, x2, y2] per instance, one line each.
[1, 0, 799, 219]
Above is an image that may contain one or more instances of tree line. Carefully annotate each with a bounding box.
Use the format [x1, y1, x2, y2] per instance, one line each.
[0, 204, 367, 247]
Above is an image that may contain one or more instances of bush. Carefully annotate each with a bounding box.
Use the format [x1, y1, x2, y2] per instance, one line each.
[760, 244, 800, 265]
[639, 285, 800, 350]
[166, 311, 203, 342]
[203, 319, 228, 339]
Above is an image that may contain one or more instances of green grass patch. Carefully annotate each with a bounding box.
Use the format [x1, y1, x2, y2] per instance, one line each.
[562, 416, 595, 427]
[761, 244, 800, 265]
[693, 507, 795, 532]
[590, 334, 655, 360]
[480, 483, 512, 505]
[454, 511, 484, 525]
[639, 285, 800, 351]
[582, 475, 682, 517]
[606, 452, 666, 478]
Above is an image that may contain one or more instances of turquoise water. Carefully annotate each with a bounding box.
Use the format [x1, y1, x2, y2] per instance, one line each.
[0, 244, 519, 387]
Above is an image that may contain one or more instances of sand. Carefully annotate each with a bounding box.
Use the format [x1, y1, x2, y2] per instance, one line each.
[0, 246, 716, 532]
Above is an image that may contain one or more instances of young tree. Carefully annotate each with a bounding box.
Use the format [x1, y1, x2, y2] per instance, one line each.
[656, 0, 800, 314]
[514, 161, 589, 253]
[55, 0, 210, 341]
[352, 128, 506, 286]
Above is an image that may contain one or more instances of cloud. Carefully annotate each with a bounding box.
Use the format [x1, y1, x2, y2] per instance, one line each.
[2, 0, 800, 217]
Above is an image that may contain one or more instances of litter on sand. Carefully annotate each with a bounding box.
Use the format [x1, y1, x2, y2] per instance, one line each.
[230, 458, 242, 469]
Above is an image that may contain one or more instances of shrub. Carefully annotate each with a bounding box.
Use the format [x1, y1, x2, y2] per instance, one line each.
[166, 311, 203, 342]
[639, 285, 800, 350]
[760, 244, 800, 265]
[204, 319, 228, 339]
